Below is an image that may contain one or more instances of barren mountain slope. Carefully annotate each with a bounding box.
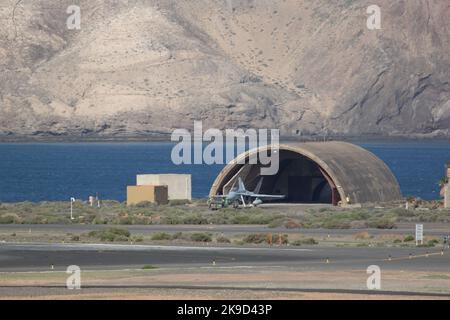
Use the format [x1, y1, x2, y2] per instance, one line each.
[0, 0, 449, 139]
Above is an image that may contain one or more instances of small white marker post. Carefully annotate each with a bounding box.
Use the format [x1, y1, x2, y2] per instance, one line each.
[70, 197, 76, 220]
[416, 224, 424, 246]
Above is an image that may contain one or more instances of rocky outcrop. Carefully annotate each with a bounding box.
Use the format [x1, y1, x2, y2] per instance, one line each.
[0, 0, 449, 140]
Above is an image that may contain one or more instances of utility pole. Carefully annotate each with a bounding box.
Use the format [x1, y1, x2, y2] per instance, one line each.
[96, 192, 101, 208]
[70, 197, 76, 220]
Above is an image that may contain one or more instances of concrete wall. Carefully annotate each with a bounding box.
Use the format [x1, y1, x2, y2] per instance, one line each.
[445, 168, 450, 209]
[127, 185, 168, 206]
[137, 174, 192, 200]
[445, 185, 450, 209]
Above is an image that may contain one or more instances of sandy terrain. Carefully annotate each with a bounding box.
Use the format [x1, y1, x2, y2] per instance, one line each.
[2, 288, 448, 300]
[1, 268, 449, 300]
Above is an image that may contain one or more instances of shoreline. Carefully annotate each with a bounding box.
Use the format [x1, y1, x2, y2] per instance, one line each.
[0, 135, 450, 144]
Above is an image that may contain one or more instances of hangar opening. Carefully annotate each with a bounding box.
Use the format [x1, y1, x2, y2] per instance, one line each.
[209, 142, 402, 206]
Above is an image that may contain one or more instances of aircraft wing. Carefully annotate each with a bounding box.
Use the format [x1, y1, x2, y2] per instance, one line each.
[251, 194, 285, 199]
[234, 192, 285, 199]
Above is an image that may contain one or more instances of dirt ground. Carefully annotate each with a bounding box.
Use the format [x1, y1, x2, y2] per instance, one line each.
[1, 268, 449, 300]
[2, 288, 448, 300]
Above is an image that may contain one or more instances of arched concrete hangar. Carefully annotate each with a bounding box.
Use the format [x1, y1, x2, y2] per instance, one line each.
[209, 141, 402, 206]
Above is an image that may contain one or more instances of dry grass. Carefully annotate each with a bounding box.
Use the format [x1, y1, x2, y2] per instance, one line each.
[354, 231, 371, 240]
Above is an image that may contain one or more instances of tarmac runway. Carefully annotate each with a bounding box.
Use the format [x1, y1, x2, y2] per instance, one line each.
[0, 242, 448, 272]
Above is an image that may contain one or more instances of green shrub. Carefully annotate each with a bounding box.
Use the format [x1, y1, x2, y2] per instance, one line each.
[88, 227, 130, 242]
[181, 213, 208, 225]
[190, 233, 212, 242]
[132, 236, 144, 242]
[142, 264, 158, 270]
[161, 214, 184, 225]
[392, 208, 415, 217]
[368, 218, 396, 229]
[291, 238, 318, 246]
[113, 235, 130, 242]
[171, 232, 187, 240]
[357, 243, 369, 247]
[134, 201, 157, 208]
[0, 215, 18, 224]
[234, 212, 279, 225]
[322, 219, 352, 229]
[418, 241, 437, 248]
[404, 235, 415, 242]
[116, 216, 133, 225]
[216, 235, 231, 243]
[108, 227, 130, 237]
[169, 200, 191, 206]
[151, 232, 172, 241]
[21, 216, 45, 224]
[93, 217, 108, 224]
[267, 219, 284, 228]
[243, 233, 268, 244]
[45, 216, 70, 224]
[427, 239, 439, 247]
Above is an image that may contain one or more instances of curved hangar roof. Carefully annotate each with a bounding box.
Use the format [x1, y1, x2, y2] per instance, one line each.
[209, 141, 402, 205]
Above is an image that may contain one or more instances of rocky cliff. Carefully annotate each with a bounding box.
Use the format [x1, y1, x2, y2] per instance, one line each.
[0, 0, 449, 140]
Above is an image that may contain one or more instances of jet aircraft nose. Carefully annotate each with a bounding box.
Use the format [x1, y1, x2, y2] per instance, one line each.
[253, 198, 263, 206]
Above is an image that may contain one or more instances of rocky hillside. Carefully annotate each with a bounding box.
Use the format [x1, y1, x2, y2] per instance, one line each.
[0, 0, 449, 140]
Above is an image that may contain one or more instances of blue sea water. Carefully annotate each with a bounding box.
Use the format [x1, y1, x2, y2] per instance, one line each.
[0, 141, 449, 203]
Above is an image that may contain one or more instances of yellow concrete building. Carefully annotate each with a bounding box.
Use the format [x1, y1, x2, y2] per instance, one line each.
[127, 185, 168, 206]
[137, 174, 192, 200]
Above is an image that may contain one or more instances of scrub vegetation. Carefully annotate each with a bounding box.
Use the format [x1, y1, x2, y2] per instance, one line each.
[88, 227, 131, 242]
[0, 226, 443, 248]
[0, 201, 282, 226]
[0, 200, 449, 231]
[291, 238, 319, 246]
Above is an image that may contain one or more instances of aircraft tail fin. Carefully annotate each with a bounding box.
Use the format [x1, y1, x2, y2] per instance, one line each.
[254, 177, 263, 194]
[238, 177, 246, 192]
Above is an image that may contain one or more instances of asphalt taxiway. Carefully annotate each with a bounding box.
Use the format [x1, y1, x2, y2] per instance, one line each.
[0, 242, 448, 272]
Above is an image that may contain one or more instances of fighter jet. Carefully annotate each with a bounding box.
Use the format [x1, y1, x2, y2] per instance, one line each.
[224, 177, 285, 208]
